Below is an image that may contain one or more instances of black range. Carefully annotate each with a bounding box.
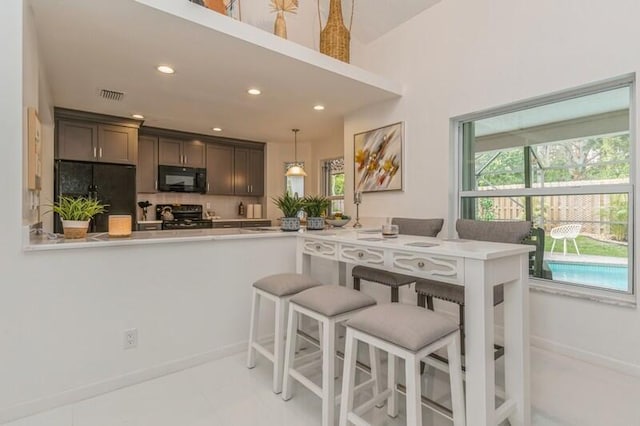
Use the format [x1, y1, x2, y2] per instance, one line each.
[155, 204, 213, 230]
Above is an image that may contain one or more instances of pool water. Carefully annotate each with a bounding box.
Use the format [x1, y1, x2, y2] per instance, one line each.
[547, 262, 628, 291]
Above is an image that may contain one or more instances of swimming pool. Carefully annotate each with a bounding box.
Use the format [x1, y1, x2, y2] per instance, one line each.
[547, 261, 628, 291]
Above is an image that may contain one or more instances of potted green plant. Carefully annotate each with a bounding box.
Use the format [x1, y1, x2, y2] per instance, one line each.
[302, 195, 330, 230]
[47, 196, 108, 239]
[272, 192, 304, 231]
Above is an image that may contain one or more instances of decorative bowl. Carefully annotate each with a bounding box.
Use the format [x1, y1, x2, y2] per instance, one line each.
[326, 218, 350, 227]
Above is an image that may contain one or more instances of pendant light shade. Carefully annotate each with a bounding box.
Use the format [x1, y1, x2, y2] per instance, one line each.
[286, 128, 307, 177]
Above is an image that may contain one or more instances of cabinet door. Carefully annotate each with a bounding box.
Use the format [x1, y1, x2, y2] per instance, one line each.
[183, 140, 206, 168]
[234, 148, 250, 195]
[248, 148, 264, 196]
[158, 138, 184, 166]
[206, 144, 234, 195]
[137, 136, 158, 193]
[56, 120, 98, 161]
[98, 124, 137, 164]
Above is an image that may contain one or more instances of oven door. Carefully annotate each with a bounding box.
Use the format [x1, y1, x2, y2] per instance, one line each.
[158, 165, 206, 193]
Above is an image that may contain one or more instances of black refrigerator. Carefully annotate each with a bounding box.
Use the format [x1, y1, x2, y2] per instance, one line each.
[55, 160, 137, 233]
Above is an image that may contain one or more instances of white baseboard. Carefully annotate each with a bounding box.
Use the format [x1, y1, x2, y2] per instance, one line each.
[0, 340, 247, 424]
[529, 335, 640, 378]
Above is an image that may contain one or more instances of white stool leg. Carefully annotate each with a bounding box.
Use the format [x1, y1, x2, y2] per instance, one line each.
[282, 306, 298, 401]
[405, 355, 422, 426]
[273, 297, 287, 394]
[447, 332, 467, 426]
[247, 289, 260, 369]
[550, 239, 556, 254]
[573, 238, 580, 255]
[339, 328, 358, 426]
[563, 238, 567, 255]
[369, 345, 384, 408]
[322, 318, 336, 426]
[387, 354, 398, 417]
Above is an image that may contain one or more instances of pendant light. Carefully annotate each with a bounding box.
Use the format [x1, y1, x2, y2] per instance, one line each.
[286, 128, 307, 176]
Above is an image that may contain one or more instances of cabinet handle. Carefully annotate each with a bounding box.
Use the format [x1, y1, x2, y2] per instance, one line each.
[315, 244, 321, 250]
[418, 261, 425, 268]
[184, 155, 187, 164]
[207, 182, 210, 192]
[358, 252, 364, 258]
[93, 147, 97, 158]
[99, 147, 103, 158]
[247, 185, 250, 193]
[155, 180, 158, 190]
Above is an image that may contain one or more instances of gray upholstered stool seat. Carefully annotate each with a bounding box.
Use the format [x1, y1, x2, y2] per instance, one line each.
[253, 273, 322, 297]
[290, 285, 376, 317]
[247, 273, 323, 394]
[339, 303, 466, 426]
[415, 278, 504, 306]
[347, 303, 459, 352]
[352, 217, 444, 302]
[283, 285, 380, 426]
[351, 266, 419, 288]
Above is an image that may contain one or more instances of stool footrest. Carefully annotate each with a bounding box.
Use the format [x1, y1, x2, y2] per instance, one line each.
[354, 388, 392, 416]
[288, 368, 322, 398]
[252, 342, 274, 363]
[395, 383, 453, 421]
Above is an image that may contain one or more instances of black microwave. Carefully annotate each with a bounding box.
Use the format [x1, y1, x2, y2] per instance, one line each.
[158, 165, 207, 193]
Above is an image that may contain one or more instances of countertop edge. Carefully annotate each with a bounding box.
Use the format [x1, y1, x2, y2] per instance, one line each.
[24, 229, 298, 252]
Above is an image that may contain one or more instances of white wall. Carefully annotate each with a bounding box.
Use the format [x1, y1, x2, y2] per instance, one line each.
[0, 1, 301, 420]
[347, 0, 640, 369]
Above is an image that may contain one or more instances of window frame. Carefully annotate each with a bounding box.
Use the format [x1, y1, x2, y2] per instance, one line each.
[322, 157, 345, 216]
[451, 74, 636, 305]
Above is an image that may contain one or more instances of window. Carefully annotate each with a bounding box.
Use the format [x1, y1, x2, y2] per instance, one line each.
[322, 158, 344, 215]
[457, 78, 634, 295]
[284, 162, 304, 198]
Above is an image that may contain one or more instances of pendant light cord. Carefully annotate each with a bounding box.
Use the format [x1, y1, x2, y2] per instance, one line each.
[292, 128, 300, 164]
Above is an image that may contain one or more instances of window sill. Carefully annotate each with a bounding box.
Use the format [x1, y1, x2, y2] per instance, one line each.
[530, 278, 636, 308]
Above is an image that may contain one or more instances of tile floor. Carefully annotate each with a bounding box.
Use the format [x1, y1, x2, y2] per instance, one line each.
[5, 346, 640, 426]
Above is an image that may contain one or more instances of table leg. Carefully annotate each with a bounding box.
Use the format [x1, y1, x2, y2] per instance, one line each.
[463, 258, 496, 426]
[503, 254, 531, 426]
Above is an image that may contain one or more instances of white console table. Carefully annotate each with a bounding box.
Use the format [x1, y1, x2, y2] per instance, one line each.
[296, 230, 533, 426]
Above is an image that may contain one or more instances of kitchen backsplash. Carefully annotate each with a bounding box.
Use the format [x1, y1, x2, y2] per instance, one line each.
[136, 193, 263, 221]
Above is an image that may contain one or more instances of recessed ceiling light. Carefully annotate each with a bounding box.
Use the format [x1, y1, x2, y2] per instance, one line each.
[313, 105, 325, 111]
[247, 88, 261, 95]
[157, 65, 175, 74]
[212, 127, 222, 132]
[132, 114, 145, 119]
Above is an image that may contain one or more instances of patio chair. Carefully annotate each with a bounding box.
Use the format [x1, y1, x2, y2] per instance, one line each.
[550, 223, 582, 255]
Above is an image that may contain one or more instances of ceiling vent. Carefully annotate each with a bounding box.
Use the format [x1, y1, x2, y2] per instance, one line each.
[99, 89, 125, 101]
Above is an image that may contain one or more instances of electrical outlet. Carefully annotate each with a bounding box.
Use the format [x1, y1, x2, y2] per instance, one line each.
[206, 202, 211, 209]
[124, 328, 138, 349]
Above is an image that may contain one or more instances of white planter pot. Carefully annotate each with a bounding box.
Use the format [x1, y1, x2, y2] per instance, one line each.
[61, 220, 90, 239]
[280, 217, 300, 232]
[306, 217, 325, 230]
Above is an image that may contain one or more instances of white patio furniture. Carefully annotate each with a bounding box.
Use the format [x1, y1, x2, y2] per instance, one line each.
[550, 224, 582, 255]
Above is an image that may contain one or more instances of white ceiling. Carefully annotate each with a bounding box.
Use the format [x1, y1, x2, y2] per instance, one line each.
[28, 0, 438, 145]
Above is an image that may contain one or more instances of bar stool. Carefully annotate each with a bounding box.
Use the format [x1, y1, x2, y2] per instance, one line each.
[247, 273, 322, 394]
[282, 286, 378, 426]
[339, 304, 466, 426]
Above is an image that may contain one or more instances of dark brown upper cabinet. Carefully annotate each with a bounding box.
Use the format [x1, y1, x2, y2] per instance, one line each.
[158, 138, 205, 168]
[137, 135, 158, 193]
[55, 108, 140, 165]
[234, 147, 264, 196]
[206, 144, 234, 195]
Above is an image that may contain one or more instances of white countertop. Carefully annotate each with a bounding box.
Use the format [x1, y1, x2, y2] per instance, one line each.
[299, 229, 535, 261]
[24, 226, 293, 251]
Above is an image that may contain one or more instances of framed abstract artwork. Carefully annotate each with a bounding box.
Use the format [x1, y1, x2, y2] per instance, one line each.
[354, 122, 403, 193]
